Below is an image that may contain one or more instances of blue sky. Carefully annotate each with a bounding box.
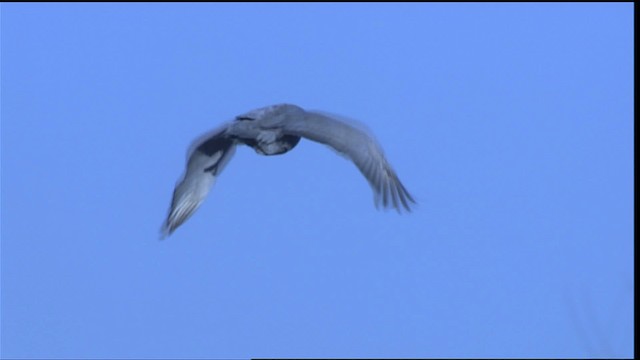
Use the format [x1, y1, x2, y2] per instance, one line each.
[1, 3, 633, 358]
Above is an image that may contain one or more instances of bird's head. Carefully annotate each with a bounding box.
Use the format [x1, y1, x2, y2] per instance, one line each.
[234, 104, 304, 123]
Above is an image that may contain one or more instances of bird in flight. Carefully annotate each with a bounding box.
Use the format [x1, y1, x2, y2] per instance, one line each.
[161, 104, 415, 238]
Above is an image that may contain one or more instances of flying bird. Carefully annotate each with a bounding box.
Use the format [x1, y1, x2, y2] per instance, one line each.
[161, 104, 415, 238]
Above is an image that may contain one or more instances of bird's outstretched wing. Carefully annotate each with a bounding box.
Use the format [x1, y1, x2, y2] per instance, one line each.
[160, 125, 236, 238]
[281, 110, 416, 212]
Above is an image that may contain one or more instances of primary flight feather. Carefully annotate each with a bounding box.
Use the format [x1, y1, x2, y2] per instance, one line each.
[161, 104, 415, 238]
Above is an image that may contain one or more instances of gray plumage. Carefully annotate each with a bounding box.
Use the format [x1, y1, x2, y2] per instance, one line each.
[161, 104, 415, 238]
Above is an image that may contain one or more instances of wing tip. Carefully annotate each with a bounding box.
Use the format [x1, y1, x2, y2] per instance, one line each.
[374, 183, 418, 214]
[372, 174, 417, 214]
[159, 224, 172, 240]
[159, 215, 179, 240]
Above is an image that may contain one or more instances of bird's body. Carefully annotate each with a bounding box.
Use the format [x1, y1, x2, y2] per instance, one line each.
[161, 104, 415, 238]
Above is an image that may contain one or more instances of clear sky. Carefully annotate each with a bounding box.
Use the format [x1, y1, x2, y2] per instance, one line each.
[1, 3, 633, 359]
